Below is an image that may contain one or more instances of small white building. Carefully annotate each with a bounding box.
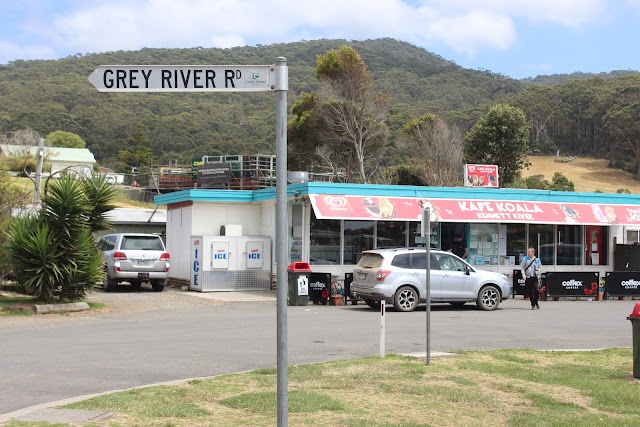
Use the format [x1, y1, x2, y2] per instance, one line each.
[0, 144, 96, 177]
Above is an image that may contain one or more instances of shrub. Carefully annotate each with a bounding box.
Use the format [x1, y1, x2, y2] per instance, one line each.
[7, 173, 115, 302]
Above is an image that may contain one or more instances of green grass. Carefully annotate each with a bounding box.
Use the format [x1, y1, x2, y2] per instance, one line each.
[0, 292, 37, 316]
[87, 302, 106, 310]
[113, 189, 155, 208]
[0, 348, 620, 427]
[0, 290, 106, 316]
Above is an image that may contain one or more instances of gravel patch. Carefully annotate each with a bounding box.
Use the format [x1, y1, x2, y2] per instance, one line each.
[0, 285, 222, 328]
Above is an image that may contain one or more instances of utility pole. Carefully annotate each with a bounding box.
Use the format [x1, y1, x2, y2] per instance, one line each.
[33, 137, 44, 207]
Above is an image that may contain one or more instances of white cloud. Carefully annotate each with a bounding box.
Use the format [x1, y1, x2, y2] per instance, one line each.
[0, 40, 57, 63]
[0, 0, 618, 63]
[422, 0, 609, 29]
[40, 0, 519, 56]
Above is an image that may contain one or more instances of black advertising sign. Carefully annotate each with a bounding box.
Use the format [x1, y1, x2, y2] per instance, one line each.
[605, 272, 640, 297]
[309, 272, 330, 304]
[512, 270, 548, 297]
[512, 269, 528, 296]
[546, 272, 599, 298]
[197, 162, 230, 186]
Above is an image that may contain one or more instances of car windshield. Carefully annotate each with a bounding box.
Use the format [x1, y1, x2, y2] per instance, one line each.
[121, 236, 164, 251]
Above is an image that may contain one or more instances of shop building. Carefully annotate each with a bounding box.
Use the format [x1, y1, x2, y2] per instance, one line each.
[155, 182, 640, 295]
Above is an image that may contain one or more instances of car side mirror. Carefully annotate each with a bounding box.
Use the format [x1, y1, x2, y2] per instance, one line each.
[465, 265, 471, 275]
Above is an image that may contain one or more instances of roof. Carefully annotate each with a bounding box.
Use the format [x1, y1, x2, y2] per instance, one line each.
[0, 145, 96, 164]
[154, 181, 640, 206]
[105, 208, 167, 225]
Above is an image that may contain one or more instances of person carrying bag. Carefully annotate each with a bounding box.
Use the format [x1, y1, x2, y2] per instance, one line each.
[520, 247, 542, 310]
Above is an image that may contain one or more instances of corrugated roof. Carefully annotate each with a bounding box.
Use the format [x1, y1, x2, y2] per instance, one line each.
[0, 145, 96, 164]
[105, 208, 167, 224]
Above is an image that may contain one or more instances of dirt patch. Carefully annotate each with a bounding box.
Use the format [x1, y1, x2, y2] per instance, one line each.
[526, 156, 640, 193]
[0, 286, 222, 328]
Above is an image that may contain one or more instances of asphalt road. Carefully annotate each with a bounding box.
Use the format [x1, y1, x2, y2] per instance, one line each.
[0, 293, 636, 416]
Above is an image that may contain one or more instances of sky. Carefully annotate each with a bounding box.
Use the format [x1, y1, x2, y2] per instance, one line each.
[0, 0, 639, 79]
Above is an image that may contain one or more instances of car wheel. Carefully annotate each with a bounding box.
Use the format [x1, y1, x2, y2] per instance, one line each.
[103, 274, 116, 292]
[394, 286, 418, 312]
[450, 302, 466, 308]
[130, 281, 142, 291]
[477, 286, 500, 311]
[151, 281, 165, 292]
[364, 299, 381, 310]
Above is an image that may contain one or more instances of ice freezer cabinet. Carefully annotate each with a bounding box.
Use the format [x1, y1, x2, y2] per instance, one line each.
[190, 236, 272, 292]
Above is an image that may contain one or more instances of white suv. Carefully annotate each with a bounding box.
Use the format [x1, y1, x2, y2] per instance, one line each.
[351, 248, 511, 312]
[97, 233, 170, 292]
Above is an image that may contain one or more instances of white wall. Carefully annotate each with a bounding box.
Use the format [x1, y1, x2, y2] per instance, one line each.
[192, 203, 262, 236]
[166, 205, 193, 280]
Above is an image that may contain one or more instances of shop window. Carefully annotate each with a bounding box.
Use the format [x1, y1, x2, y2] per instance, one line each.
[529, 224, 554, 265]
[468, 223, 498, 266]
[289, 204, 304, 263]
[586, 226, 608, 266]
[344, 220, 374, 265]
[557, 225, 582, 265]
[377, 221, 407, 248]
[501, 224, 526, 266]
[411, 223, 439, 248]
[309, 212, 340, 265]
[627, 229, 640, 244]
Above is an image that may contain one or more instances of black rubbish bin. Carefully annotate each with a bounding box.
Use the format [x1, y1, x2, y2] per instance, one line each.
[287, 262, 311, 306]
[627, 302, 640, 378]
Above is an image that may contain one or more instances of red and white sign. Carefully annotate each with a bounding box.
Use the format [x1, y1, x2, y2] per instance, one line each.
[309, 194, 640, 225]
[465, 164, 499, 187]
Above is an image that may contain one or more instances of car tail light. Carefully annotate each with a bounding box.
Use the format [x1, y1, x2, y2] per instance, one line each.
[376, 270, 392, 282]
[160, 253, 170, 260]
[113, 251, 127, 260]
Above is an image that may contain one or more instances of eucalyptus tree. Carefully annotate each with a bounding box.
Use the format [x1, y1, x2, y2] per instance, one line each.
[464, 104, 531, 186]
[398, 114, 464, 186]
[315, 46, 390, 183]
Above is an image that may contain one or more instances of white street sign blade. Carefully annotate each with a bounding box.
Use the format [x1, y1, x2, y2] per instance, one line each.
[88, 65, 276, 92]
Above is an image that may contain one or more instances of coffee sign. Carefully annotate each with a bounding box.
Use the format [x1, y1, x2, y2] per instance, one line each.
[605, 272, 640, 297]
[546, 272, 599, 297]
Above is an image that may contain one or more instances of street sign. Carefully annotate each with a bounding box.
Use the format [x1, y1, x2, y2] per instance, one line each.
[88, 65, 276, 92]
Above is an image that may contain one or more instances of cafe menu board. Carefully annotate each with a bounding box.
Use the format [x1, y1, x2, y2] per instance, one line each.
[465, 164, 499, 187]
[469, 229, 499, 266]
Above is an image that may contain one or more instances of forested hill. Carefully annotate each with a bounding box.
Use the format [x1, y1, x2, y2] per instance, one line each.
[0, 38, 523, 167]
[0, 38, 638, 170]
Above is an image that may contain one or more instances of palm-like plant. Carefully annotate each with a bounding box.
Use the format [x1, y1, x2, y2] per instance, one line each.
[8, 173, 116, 302]
[8, 216, 64, 303]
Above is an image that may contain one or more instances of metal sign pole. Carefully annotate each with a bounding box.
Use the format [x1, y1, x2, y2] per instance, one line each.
[421, 205, 432, 365]
[89, 58, 290, 425]
[274, 57, 289, 427]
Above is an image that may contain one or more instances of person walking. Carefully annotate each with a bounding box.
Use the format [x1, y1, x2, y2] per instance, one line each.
[521, 247, 542, 309]
[452, 233, 468, 260]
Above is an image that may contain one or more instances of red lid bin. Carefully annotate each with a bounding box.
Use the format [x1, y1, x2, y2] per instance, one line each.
[287, 262, 312, 272]
[629, 302, 640, 319]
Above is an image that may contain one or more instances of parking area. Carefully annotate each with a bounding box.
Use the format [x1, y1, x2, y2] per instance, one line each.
[0, 289, 637, 416]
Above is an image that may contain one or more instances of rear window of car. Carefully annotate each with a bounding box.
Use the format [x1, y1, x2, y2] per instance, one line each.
[356, 253, 383, 269]
[121, 236, 164, 251]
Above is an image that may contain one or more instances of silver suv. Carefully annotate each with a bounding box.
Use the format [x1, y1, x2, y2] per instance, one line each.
[351, 248, 511, 312]
[97, 233, 170, 292]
